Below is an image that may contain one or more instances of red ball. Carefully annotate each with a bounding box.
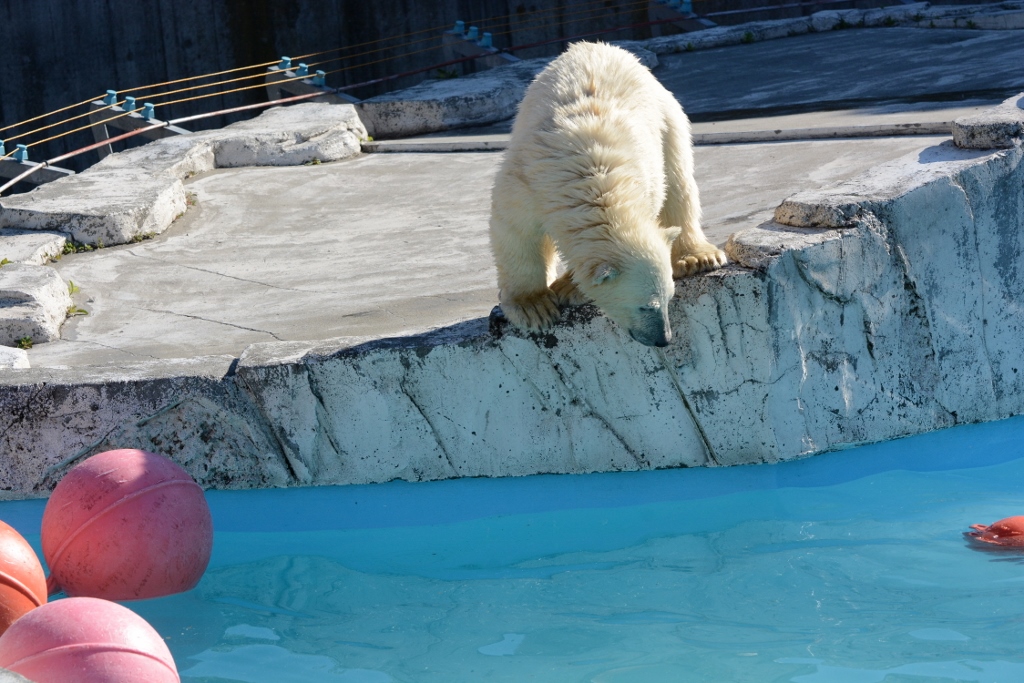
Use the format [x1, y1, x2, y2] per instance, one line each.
[967, 515, 1024, 547]
[42, 449, 212, 601]
[0, 520, 47, 635]
[0, 597, 179, 683]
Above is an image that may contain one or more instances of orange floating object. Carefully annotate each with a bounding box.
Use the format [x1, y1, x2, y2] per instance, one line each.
[0, 597, 179, 683]
[966, 515, 1024, 547]
[0, 520, 47, 635]
[41, 448, 212, 601]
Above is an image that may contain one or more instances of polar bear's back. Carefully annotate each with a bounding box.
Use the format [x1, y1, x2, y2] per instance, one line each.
[511, 42, 672, 137]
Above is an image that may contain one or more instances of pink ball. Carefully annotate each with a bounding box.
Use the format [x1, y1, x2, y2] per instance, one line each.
[0, 597, 179, 683]
[42, 449, 212, 601]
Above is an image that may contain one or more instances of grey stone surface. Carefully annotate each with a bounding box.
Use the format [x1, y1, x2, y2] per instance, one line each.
[640, 2, 1024, 59]
[0, 103, 366, 248]
[953, 93, 1024, 149]
[206, 102, 367, 167]
[653, 28, 1024, 118]
[0, 229, 67, 265]
[0, 171, 188, 247]
[0, 345, 29, 369]
[774, 141, 999, 227]
[0, 263, 72, 346]
[358, 59, 548, 139]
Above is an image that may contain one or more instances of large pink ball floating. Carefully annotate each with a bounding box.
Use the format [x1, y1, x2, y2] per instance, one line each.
[0, 520, 47, 635]
[0, 597, 179, 683]
[966, 515, 1024, 547]
[42, 449, 212, 601]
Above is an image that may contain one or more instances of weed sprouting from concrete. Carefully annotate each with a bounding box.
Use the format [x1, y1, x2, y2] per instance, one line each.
[174, 192, 199, 222]
[62, 241, 95, 255]
[966, 19, 978, 28]
[435, 68, 459, 79]
[303, 158, 322, 166]
[17, 337, 33, 350]
[0, 258, 9, 268]
[130, 232, 157, 243]
[741, 31, 755, 44]
[883, 16, 897, 27]
[67, 280, 80, 295]
[835, 18, 850, 30]
[685, 42, 695, 52]
[66, 305, 89, 317]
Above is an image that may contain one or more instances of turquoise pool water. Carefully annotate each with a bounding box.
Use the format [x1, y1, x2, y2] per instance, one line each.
[5, 417, 1024, 682]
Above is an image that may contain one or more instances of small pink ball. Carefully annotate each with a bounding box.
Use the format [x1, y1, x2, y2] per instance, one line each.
[0, 597, 179, 683]
[42, 449, 212, 601]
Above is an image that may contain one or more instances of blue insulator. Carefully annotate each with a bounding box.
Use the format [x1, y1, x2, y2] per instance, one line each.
[279, 56, 292, 70]
[313, 70, 326, 87]
[479, 32, 493, 48]
[453, 20, 465, 34]
[466, 26, 479, 41]
[103, 90, 117, 105]
[13, 144, 28, 162]
[142, 103, 155, 120]
[123, 96, 136, 112]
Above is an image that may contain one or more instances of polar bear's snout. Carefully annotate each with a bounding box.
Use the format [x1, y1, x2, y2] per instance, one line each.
[628, 307, 673, 347]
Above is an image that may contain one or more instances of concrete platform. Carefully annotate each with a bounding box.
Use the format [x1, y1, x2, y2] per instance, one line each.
[32, 133, 955, 367]
[2, 10, 1024, 496]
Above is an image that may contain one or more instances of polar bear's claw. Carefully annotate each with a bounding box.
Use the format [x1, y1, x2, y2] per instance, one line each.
[674, 246, 728, 278]
[502, 288, 562, 332]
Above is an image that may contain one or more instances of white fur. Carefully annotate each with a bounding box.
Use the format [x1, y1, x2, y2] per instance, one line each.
[489, 42, 726, 347]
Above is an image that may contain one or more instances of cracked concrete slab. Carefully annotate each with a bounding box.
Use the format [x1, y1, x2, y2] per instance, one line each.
[0, 103, 367, 248]
[0, 228, 67, 265]
[953, 93, 1024, 148]
[0, 263, 72, 346]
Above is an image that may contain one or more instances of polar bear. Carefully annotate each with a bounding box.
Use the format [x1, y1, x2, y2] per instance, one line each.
[489, 41, 726, 347]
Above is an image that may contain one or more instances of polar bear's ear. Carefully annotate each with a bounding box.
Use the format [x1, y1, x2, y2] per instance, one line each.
[585, 261, 620, 286]
[663, 227, 683, 245]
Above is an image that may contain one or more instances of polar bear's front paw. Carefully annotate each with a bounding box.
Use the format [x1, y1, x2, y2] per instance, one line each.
[549, 271, 589, 307]
[501, 288, 562, 332]
[673, 245, 728, 278]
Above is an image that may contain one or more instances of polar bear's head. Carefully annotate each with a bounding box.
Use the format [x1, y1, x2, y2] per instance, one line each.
[575, 226, 682, 347]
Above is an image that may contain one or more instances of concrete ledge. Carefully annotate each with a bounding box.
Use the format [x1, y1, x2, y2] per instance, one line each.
[774, 141, 998, 228]
[953, 93, 1024, 149]
[0, 263, 72, 346]
[0, 228, 66, 265]
[639, 2, 1024, 55]
[358, 59, 548, 139]
[0, 345, 29, 369]
[0, 355, 291, 498]
[0, 103, 367, 248]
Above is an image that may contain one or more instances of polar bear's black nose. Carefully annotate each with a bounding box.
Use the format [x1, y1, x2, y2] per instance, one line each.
[629, 325, 671, 347]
